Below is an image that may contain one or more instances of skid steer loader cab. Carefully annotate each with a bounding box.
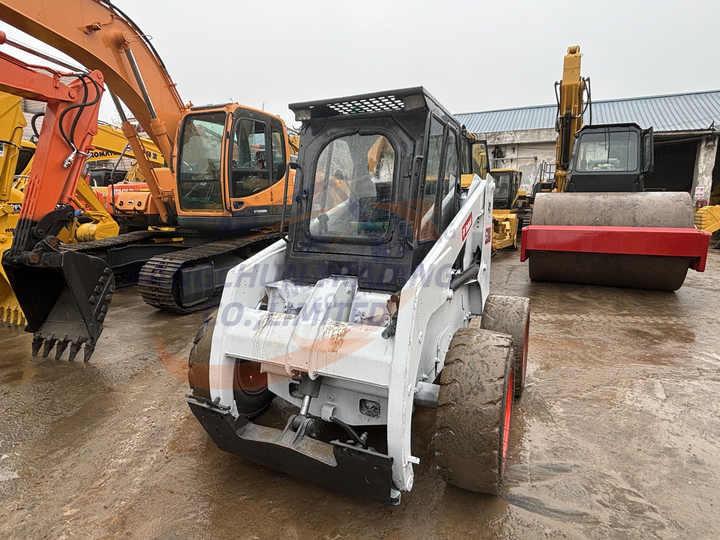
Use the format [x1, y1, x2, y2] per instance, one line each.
[188, 88, 530, 503]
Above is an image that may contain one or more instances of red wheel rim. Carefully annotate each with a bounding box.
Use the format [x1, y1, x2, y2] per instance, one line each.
[501, 368, 514, 469]
[234, 361, 268, 395]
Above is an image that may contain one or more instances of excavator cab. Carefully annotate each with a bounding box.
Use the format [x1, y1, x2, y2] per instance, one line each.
[175, 106, 293, 232]
[491, 168, 522, 210]
[566, 123, 654, 192]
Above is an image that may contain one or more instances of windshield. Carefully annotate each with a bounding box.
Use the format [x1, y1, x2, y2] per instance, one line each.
[178, 112, 225, 210]
[493, 172, 512, 201]
[309, 133, 395, 240]
[575, 130, 639, 173]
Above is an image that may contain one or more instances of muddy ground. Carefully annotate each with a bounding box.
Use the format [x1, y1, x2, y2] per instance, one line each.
[1, 251, 719, 539]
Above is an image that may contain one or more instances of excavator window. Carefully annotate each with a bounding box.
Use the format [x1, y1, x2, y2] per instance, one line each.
[177, 112, 225, 210]
[272, 128, 286, 181]
[492, 172, 513, 209]
[231, 118, 271, 197]
[309, 133, 395, 240]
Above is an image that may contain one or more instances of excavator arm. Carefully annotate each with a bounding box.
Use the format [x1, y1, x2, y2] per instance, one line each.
[553, 45, 587, 193]
[0, 0, 189, 223]
[0, 36, 112, 361]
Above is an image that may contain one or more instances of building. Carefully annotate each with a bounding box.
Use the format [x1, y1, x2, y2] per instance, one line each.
[456, 90, 720, 203]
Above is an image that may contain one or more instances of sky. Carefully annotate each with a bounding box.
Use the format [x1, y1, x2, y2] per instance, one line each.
[1, 0, 718, 127]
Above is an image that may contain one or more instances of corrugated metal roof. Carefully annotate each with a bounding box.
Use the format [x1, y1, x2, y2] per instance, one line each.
[456, 90, 720, 134]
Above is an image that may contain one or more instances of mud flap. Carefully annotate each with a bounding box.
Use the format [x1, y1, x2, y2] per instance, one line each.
[187, 397, 397, 504]
[2, 249, 114, 361]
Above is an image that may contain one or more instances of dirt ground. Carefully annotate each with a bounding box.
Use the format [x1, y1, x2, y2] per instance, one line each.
[1, 251, 718, 539]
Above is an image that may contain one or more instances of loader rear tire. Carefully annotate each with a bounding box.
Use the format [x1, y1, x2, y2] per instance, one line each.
[188, 311, 273, 418]
[481, 295, 530, 399]
[432, 328, 515, 495]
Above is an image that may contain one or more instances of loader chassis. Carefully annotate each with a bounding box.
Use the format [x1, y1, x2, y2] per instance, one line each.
[189, 88, 530, 502]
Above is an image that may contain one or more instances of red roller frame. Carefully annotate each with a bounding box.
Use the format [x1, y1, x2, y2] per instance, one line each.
[520, 225, 710, 272]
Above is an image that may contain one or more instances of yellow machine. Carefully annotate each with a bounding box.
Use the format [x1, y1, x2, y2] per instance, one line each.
[695, 183, 720, 246]
[490, 168, 529, 250]
[0, 91, 25, 325]
[0, 93, 161, 325]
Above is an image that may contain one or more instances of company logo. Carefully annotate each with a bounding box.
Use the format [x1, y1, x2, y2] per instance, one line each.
[461, 213, 473, 241]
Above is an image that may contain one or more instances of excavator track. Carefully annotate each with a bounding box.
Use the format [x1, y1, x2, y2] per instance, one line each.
[138, 232, 282, 314]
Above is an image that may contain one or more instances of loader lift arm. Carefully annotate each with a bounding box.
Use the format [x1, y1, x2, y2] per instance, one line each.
[0, 34, 112, 361]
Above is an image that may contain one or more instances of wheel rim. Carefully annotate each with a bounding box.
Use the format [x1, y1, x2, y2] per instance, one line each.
[234, 361, 268, 396]
[501, 368, 514, 469]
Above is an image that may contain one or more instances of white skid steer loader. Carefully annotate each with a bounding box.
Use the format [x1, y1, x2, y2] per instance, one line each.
[187, 88, 531, 504]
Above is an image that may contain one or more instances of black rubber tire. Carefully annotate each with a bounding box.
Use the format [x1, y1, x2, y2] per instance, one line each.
[432, 328, 515, 494]
[188, 311, 273, 418]
[481, 295, 530, 399]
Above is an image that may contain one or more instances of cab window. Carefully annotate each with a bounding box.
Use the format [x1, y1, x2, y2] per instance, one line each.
[440, 129, 459, 231]
[418, 117, 444, 242]
[232, 119, 271, 197]
[271, 127, 286, 181]
[575, 130, 639, 172]
[309, 133, 395, 240]
[177, 112, 225, 210]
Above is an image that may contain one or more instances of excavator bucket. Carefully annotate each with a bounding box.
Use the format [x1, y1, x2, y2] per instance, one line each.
[2, 249, 114, 361]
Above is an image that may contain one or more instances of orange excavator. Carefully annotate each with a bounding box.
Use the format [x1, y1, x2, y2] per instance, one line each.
[0, 0, 295, 360]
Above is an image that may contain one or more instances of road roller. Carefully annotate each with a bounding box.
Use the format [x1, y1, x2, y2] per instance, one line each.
[520, 46, 710, 291]
[522, 191, 710, 291]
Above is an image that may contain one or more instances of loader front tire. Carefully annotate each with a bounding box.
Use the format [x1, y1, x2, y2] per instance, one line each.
[432, 328, 515, 495]
[188, 311, 273, 418]
[481, 295, 530, 399]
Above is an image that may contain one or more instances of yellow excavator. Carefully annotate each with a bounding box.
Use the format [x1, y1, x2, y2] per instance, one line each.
[490, 168, 532, 250]
[520, 45, 710, 291]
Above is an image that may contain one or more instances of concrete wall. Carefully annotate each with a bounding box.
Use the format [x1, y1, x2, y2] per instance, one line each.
[477, 128, 556, 189]
[691, 135, 718, 203]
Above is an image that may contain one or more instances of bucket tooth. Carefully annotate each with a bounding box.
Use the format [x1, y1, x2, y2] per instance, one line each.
[55, 339, 70, 361]
[31, 335, 43, 357]
[83, 343, 95, 363]
[42, 336, 57, 358]
[67, 341, 83, 362]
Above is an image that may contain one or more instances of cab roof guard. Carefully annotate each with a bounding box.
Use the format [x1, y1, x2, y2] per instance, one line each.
[290, 86, 455, 123]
